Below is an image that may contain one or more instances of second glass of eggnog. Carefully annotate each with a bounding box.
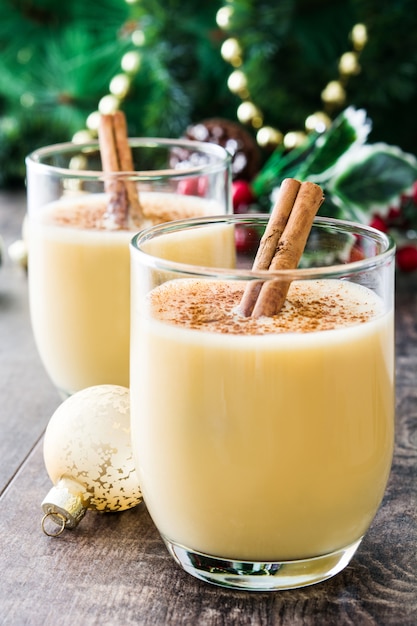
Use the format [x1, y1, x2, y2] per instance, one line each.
[26, 138, 231, 397]
[130, 213, 395, 591]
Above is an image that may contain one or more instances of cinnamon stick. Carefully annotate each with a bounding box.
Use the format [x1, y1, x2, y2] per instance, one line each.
[238, 178, 301, 316]
[112, 111, 144, 224]
[98, 114, 127, 228]
[98, 112, 143, 228]
[238, 178, 323, 318]
[251, 180, 324, 318]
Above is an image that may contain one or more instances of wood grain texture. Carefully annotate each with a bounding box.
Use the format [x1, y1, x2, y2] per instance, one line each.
[0, 192, 416, 625]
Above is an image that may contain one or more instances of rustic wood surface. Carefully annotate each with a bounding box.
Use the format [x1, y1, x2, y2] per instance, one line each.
[0, 191, 416, 626]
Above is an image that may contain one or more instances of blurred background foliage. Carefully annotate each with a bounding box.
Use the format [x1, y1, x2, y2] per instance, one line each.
[0, 0, 416, 187]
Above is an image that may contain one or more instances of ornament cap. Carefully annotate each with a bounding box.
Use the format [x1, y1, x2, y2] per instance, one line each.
[41, 478, 88, 536]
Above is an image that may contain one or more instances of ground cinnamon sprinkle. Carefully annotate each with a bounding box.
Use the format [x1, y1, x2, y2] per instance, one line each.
[149, 279, 380, 335]
[43, 197, 114, 230]
[40, 192, 207, 232]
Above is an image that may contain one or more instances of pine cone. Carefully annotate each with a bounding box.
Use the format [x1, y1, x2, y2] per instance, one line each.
[182, 118, 261, 181]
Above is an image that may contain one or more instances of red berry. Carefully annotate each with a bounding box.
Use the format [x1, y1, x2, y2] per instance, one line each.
[235, 225, 260, 255]
[388, 207, 401, 219]
[232, 180, 255, 213]
[197, 175, 209, 196]
[396, 245, 417, 272]
[370, 215, 388, 233]
[349, 245, 365, 262]
[177, 176, 208, 197]
[386, 206, 407, 230]
[177, 178, 199, 195]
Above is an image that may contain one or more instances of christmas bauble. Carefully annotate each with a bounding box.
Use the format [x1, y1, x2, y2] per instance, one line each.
[41, 385, 142, 535]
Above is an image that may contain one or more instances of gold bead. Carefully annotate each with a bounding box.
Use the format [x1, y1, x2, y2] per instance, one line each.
[256, 126, 283, 148]
[69, 155, 89, 171]
[283, 131, 307, 150]
[121, 50, 142, 74]
[321, 80, 346, 106]
[351, 23, 368, 51]
[221, 38, 242, 66]
[227, 70, 248, 96]
[72, 130, 93, 145]
[338, 51, 360, 76]
[305, 111, 332, 133]
[98, 94, 119, 114]
[8, 239, 28, 270]
[237, 101, 263, 127]
[216, 6, 233, 29]
[86, 111, 101, 132]
[110, 73, 131, 98]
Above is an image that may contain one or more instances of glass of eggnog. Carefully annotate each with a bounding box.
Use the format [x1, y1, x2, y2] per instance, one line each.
[130, 212, 395, 591]
[26, 135, 231, 397]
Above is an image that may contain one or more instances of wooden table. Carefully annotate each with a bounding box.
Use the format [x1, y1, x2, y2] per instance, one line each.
[0, 191, 416, 625]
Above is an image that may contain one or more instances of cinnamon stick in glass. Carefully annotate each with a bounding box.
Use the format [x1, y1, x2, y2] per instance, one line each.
[252, 180, 324, 317]
[238, 178, 301, 316]
[112, 111, 144, 224]
[98, 111, 143, 228]
[238, 178, 324, 318]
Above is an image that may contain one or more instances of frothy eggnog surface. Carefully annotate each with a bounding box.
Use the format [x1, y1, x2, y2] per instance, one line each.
[131, 277, 394, 561]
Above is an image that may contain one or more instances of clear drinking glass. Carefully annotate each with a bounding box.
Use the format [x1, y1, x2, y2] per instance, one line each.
[130, 213, 395, 591]
[26, 139, 231, 397]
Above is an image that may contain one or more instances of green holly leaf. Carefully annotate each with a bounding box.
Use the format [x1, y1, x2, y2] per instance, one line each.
[251, 135, 317, 197]
[252, 106, 417, 226]
[328, 143, 417, 217]
[297, 107, 371, 180]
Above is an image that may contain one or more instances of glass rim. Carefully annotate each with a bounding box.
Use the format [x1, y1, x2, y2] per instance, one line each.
[25, 137, 231, 180]
[130, 214, 396, 281]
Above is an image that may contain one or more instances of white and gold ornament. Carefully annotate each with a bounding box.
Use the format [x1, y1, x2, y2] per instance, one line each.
[41, 385, 142, 536]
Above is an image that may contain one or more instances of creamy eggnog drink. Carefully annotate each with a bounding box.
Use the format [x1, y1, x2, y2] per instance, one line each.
[130, 213, 395, 591]
[26, 134, 231, 396]
[28, 193, 232, 395]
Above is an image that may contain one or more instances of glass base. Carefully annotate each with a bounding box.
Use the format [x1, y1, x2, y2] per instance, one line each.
[164, 537, 363, 591]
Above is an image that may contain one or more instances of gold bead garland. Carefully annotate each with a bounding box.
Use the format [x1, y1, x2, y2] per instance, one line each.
[220, 38, 243, 67]
[75, 0, 368, 153]
[73, 0, 145, 142]
[227, 69, 248, 98]
[216, 1, 368, 149]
